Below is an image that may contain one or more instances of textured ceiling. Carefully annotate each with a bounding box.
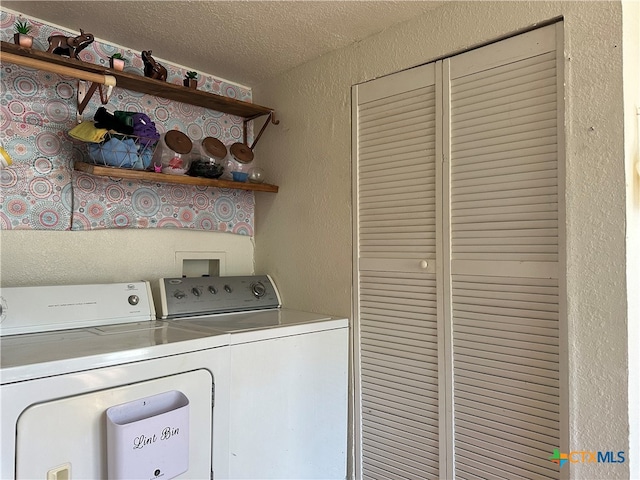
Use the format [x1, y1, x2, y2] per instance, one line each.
[2, 1, 445, 87]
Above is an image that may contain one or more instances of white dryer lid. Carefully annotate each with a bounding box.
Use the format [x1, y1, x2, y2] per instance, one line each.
[0, 320, 228, 384]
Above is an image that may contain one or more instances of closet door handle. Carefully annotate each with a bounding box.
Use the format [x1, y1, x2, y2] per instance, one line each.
[419, 260, 429, 270]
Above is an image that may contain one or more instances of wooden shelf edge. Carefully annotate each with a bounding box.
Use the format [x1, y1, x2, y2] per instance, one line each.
[0, 41, 274, 119]
[74, 162, 279, 193]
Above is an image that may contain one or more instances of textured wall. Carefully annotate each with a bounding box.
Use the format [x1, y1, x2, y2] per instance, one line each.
[623, 1, 640, 478]
[0, 228, 254, 287]
[253, 1, 631, 478]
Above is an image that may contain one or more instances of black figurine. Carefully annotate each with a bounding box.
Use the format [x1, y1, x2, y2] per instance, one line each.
[141, 50, 168, 81]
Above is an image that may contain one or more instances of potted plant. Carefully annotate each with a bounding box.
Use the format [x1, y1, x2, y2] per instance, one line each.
[13, 20, 34, 48]
[183, 71, 198, 89]
[110, 53, 126, 71]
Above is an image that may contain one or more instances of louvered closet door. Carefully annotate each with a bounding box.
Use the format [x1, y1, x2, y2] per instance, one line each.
[445, 24, 563, 480]
[353, 63, 441, 480]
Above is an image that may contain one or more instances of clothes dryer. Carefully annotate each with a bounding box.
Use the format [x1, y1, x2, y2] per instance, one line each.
[0, 281, 230, 479]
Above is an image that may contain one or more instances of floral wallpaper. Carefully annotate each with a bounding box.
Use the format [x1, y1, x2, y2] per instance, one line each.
[0, 10, 256, 235]
[71, 174, 253, 234]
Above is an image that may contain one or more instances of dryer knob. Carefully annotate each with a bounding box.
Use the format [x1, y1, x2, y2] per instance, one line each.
[128, 295, 140, 305]
[192, 287, 201, 297]
[208, 286, 218, 295]
[251, 282, 266, 298]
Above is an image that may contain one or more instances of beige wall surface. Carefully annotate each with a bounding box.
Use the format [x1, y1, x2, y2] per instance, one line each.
[254, 1, 631, 478]
[623, 1, 640, 478]
[0, 230, 255, 286]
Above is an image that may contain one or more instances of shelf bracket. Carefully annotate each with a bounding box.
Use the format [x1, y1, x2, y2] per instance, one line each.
[77, 79, 114, 122]
[243, 111, 279, 150]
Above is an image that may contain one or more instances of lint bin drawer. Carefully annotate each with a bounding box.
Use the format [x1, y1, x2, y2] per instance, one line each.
[106, 390, 189, 480]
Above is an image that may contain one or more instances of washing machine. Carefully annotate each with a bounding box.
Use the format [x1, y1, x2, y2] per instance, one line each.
[156, 276, 349, 479]
[0, 276, 349, 480]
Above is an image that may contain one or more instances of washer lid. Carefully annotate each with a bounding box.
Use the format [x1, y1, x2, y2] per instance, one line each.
[170, 308, 347, 344]
[176, 309, 335, 332]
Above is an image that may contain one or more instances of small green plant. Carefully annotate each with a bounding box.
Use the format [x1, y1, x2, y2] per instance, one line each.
[111, 53, 126, 62]
[14, 20, 32, 35]
[185, 71, 198, 80]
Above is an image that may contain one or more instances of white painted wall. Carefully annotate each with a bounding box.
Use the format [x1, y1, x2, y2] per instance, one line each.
[253, 1, 633, 478]
[0, 230, 255, 286]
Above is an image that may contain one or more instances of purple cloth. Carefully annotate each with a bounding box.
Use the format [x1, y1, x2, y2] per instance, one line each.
[132, 113, 160, 143]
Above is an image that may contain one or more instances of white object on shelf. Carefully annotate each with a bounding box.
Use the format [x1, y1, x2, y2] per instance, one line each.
[106, 390, 190, 480]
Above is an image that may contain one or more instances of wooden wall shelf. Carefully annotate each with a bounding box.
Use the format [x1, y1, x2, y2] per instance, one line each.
[0, 41, 274, 119]
[2, 41, 280, 194]
[74, 162, 279, 193]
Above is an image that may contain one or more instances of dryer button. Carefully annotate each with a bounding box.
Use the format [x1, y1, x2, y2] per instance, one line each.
[251, 282, 266, 298]
[128, 295, 140, 305]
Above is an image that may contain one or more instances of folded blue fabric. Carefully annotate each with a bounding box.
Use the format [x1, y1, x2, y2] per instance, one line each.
[88, 137, 139, 168]
[139, 146, 154, 170]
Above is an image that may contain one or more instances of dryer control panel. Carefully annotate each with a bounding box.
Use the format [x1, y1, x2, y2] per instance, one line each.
[156, 275, 281, 319]
[0, 281, 155, 336]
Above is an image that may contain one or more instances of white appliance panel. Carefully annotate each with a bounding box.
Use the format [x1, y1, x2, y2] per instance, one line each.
[16, 370, 212, 480]
[0, 282, 155, 335]
[228, 326, 349, 479]
[1, 348, 232, 480]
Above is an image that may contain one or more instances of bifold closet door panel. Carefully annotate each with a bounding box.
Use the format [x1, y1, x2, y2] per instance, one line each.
[353, 22, 564, 480]
[446, 23, 562, 480]
[354, 62, 441, 480]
